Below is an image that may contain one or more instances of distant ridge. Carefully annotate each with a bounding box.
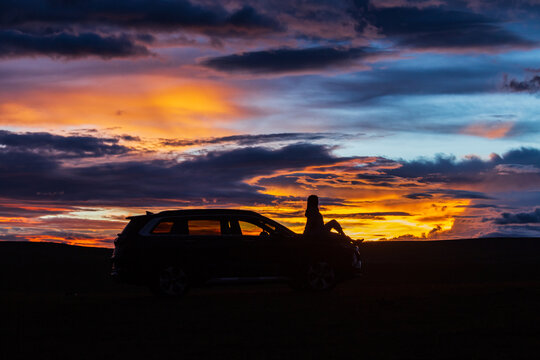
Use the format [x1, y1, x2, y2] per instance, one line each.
[2, 238, 540, 293]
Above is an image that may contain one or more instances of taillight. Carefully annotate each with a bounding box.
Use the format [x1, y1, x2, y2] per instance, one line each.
[112, 234, 126, 258]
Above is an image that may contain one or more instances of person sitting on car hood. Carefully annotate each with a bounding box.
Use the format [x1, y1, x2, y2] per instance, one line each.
[303, 194, 346, 238]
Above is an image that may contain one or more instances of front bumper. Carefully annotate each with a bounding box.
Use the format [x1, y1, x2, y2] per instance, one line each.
[110, 256, 126, 281]
[352, 249, 362, 276]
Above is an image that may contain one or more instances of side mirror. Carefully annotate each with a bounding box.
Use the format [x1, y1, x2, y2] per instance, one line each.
[259, 231, 270, 237]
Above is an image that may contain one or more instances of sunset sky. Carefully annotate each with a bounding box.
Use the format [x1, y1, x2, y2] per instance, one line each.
[1, 0, 540, 247]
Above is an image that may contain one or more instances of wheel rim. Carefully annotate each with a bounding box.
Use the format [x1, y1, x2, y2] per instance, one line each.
[159, 266, 188, 296]
[307, 262, 335, 290]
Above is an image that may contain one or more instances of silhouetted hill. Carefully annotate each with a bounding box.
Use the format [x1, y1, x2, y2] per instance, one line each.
[0, 241, 114, 292]
[2, 237, 539, 293]
[361, 237, 540, 284]
[362, 238, 540, 265]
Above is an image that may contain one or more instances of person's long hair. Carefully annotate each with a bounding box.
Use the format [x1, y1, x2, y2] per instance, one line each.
[305, 195, 319, 217]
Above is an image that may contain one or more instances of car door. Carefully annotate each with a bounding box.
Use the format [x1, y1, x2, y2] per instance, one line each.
[232, 216, 297, 277]
[183, 215, 244, 278]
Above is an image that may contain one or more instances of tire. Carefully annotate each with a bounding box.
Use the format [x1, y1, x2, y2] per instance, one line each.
[305, 260, 337, 291]
[152, 265, 190, 297]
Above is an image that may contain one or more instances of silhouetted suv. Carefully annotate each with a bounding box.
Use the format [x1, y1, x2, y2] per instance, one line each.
[112, 209, 362, 296]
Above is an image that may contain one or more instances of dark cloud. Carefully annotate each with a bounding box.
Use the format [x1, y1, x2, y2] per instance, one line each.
[200, 46, 376, 73]
[161, 132, 344, 147]
[256, 173, 333, 190]
[388, 148, 540, 184]
[0, 130, 130, 158]
[351, 1, 534, 50]
[118, 135, 141, 142]
[0, 1, 281, 58]
[0, 0, 535, 62]
[356, 173, 394, 181]
[404, 189, 492, 200]
[0, 143, 340, 205]
[223, 5, 282, 35]
[495, 208, 540, 224]
[436, 189, 492, 200]
[320, 66, 496, 105]
[0, 151, 59, 174]
[327, 211, 412, 219]
[0, 1, 281, 34]
[457, 204, 499, 209]
[0, 204, 70, 218]
[387, 154, 490, 183]
[176, 143, 338, 179]
[0, 30, 151, 59]
[494, 147, 540, 166]
[404, 192, 433, 199]
[504, 75, 540, 93]
[482, 225, 540, 238]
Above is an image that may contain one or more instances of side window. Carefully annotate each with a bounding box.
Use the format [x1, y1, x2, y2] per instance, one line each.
[188, 219, 222, 235]
[239, 220, 266, 236]
[152, 220, 174, 234]
[263, 222, 276, 233]
[151, 218, 188, 235]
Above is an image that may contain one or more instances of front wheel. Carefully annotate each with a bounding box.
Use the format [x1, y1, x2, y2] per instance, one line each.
[305, 261, 337, 291]
[152, 265, 190, 297]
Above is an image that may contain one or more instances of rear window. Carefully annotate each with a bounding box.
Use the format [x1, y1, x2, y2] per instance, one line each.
[152, 221, 174, 234]
[121, 217, 147, 235]
[150, 218, 188, 235]
[188, 219, 222, 235]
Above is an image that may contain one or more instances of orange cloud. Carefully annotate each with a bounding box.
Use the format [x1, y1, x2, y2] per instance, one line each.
[0, 75, 251, 138]
[461, 121, 514, 139]
[244, 158, 471, 241]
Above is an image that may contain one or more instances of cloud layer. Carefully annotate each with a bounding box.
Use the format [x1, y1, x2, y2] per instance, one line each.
[1, 0, 535, 60]
[201, 46, 377, 74]
[2, 130, 540, 245]
[495, 208, 540, 224]
[0, 0, 281, 58]
[0, 30, 151, 59]
[352, 3, 534, 50]
[0, 130, 130, 157]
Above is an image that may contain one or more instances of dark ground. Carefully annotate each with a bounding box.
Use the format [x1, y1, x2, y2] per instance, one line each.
[2, 238, 540, 359]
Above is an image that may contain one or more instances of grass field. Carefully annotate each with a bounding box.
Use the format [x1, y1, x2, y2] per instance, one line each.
[2, 239, 540, 359]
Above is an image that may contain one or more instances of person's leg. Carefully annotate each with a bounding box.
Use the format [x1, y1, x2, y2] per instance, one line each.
[325, 219, 345, 235]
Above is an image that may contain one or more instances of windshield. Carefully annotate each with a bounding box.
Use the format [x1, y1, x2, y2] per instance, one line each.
[262, 217, 296, 237]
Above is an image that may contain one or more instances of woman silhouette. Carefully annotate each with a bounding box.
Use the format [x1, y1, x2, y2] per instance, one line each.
[303, 195, 345, 237]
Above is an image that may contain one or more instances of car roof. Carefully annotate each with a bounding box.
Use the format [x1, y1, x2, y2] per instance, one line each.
[128, 209, 264, 219]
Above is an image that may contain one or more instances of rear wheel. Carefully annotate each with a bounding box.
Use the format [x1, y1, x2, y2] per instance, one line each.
[152, 265, 189, 297]
[305, 261, 337, 291]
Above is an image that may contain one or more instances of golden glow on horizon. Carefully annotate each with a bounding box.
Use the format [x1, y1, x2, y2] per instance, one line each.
[241, 196, 467, 241]
[242, 157, 470, 240]
[23, 235, 112, 247]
